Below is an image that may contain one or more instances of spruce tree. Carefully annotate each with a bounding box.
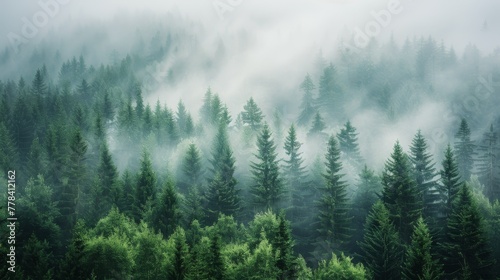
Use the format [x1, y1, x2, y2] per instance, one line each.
[31, 68, 47, 95]
[97, 142, 119, 206]
[440, 145, 462, 219]
[477, 124, 499, 201]
[317, 63, 342, 116]
[250, 123, 284, 211]
[182, 143, 204, 190]
[118, 170, 135, 219]
[337, 120, 362, 162]
[241, 97, 264, 131]
[307, 111, 326, 138]
[207, 234, 225, 280]
[169, 227, 189, 280]
[297, 74, 316, 127]
[454, 118, 475, 180]
[59, 220, 87, 280]
[358, 201, 403, 280]
[151, 179, 181, 238]
[0, 122, 18, 173]
[444, 184, 494, 279]
[133, 150, 157, 222]
[401, 217, 443, 280]
[176, 100, 188, 137]
[316, 136, 351, 247]
[273, 212, 297, 280]
[381, 141, 421, 243]
[283, 124, 307, 212]
[409, 130, 440, 223]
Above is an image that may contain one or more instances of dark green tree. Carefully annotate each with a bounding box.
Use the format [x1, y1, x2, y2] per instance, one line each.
[151, 179, 181, 237]
[118, 170, 136, 219]
[250, 123, 284, 211]
[283, 124, 307, 211]
[316, 136, 351, 248]
[297, 73, 316, 127]
[58, 220, 88, 280]
[358, 201, 403, 280]
[273, 212, 297, 280]
[182, 143, 204, 190]
[21, 235, 53, 280]
[337, 120, 362, 162]
[169, 227, 190, 280]
[477, 124, 499, 201]
[454, 118, 475, 180]
[205, 173, 240, 225]
[135, 85, 145, 119]
[31, 68, 47, 95]
[381, 141, 421, 243]
[401, 217, 443, 280]
[440, 145, 462, 219]
[444, 184, 494, 279]
[0, 122, 18, 173]
[134, 150, 157, 221]
[207, 234, 225, 280]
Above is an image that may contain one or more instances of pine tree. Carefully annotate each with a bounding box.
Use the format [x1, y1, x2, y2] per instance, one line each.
[317, 63, 342, 116]
[205, 173, 240, 225]
[59, 220, 88, 280]
[26, 137, 46, 179]
[297, 74, 316, 127]
[381, 141, 421, 243]
[182, 143, 204, 190]
[60, 129, 87, 230]
[316, 136, 351, 247]
[135, 86, 144, 119]
[477, 124, 499, 201]
[102, 91, 114, 121]
[337, 120, 362, 162]
[454, 118, 475, 180]
[307, 112, 326, 138]
[169, 227, 189, 280]
[241, 97, 264, 132]
[444, 184, 494, 279]
[97, 142, 119, 207]
[440, 145, 462, 219]
[409, 130, 440, 223]
[151, 179, 181, 238]
[250, 123, 284, 211]
[0, 122, 18, 173]
[176, 100, 188, 137]
[207, 234, 225, 280]
[134, 150, 157, 221]
[273, 212, 297, 280]
[358, 201, 403, 280]
[283, 124, 307, 208]
[200, 87, 213, 124]
[31, 68, 47, 95]
[118, 170, 135, 219]
[401, 217, 443, 280]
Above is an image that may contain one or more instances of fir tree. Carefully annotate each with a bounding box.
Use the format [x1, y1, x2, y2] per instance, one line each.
[135, 85, 144, 119]
[454, 118, 475, 180]
[31, 68, 47, 95]
[381, 141, 421, 243]
[283, 124, 307, 208]
[97, 142, 119, 207]
[307, 111, 327, 138]
[26, 137, 46, 179]
[176, 100, 188, 137]
[477, 124, 499, 201]
[358, 201, 403, 280]
[59, 220, 88, 280]
[297, 74, 316, 127]
[182, 143, 204, 190]
[151, 179, 181, 238]
[241, 97, 264, 132]
[0, 122, 18, 173]
[118, 170, 135, 219]
[205, 173, 240, 225]
[102, 91, 114, 121]
[169, 227, 190, 280]
[316, 136, 351, 247]
[250, 123, 284, 211]
[207, 234, 225, 280]
[337, 120, 362, 163]
[409, 130, 440, 223]
[440, 145, 462, 219]
[134, 150, 157, 221]
[444, 184, 494, 279]
[273, 212, 297, 280]
[401, 217, 443, 280]
[317, 63, 342, 116]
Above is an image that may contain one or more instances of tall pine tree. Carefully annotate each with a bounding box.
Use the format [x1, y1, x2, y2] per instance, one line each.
[454, 118, 475, 180]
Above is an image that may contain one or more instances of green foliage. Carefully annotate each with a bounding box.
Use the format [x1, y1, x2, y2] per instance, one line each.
[297, 74, 316, 127]
[477, 124, 499, 201]
[182, 143, 204, 188]
[241, 97, 264, 131]
[358, 201, 403, 280]
[83, 233, 133, 279]
[439, 144, 462, 222]
[454, 118, 475, 180]
[133, 222, 168, 279]
[150, 179, 181, 237]
[307, 112, 326, 138]
[134, 150, 157, 221]
[316, 136, 351, 247]
[381, 141, 421, 243]
[168, 226, 190, 280]
[250, 123, 284, 211]
[401, 217, 443, 280]
[314, 253, 367, 280]
[337, 120, 362, 163]
[274, 212, 298, 280]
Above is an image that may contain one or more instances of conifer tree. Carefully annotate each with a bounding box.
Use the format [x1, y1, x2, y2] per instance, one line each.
[151, 179, 181, 237]
[169, 226, 190, 280]
[440, 145, 462, 219]
[250, 123, 284, 211]
[205, 173, 240, 225]
[381, 141, 421, 243]
[401, 217, 443, 280]
[118, 170, 135, 219]
[273, 212, 297, 280]
[59, 220, 87, 280]
[317, 63, 342, 115]
[182, 143, 204, 190]
[307, 111, 326, 138]
[176, 100, 188, 137]
[31, 68, 47, 95]
[444, 184, 493, 279]
[134, 150, 157, 221]
[454, 118, 475, 180]
[0, 122, 18, 173]
[102, 91, 114, 121]
[283, 124, 307, 210]
[358, 201, 403, 280]
[207, 234, 225, 280]
[409, 130, 440, 222]
[337, 120, 362, 162]
[26, 137, 46, 179]
[297, 74, 316, 127]
[135, 86, 144, 119]
[97, 142, 119, 206]
[241, 97, 264, 132]
[317, 136, 351, 246]
[477, 124, 499, 201]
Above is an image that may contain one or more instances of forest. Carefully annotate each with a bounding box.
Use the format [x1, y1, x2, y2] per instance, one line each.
[1, 2, 500, 279]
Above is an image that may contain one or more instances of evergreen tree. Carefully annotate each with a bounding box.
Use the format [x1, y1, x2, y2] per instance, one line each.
[169, 227, 190, 280]
[444, 184, 494, 279]
[207, 234, 225, 280]
[26, 137, 46, 179]
[317, 63, 342, 115]
[273, 212, 297, 280]
[205, 173, 240, 225]
[409, 130, 440, 222]
[401, 217, 443, 280]
[31, 68, 47, 95]
[358, 201, 403, 280]
[314, 253, 367, 280]
[102, 91, 114, 121]
[184, 185, 205, 225]
[0, 122, 18, 173]
[477, 124, 499, 201]
[118, 170, 136, 219]
[97, 142, 119, 207]
[21, 235, 53, 280]
[59, 220, 87, 280]
[60, 129, 87, 230]
[200, 87, 213, 124]
[134, 150, 157, 221]
[283, 124, 307, 210]
[151, 179, 181, 237]
[307, 111, 327, 138]
[337, 120, 362, 162]
[381, 141, 421, 243]
[454, 118, 475, 180]
[297, 74, 316, 127]
[241, 97, 264, 131]
[316, 136, 351, 247]
[182, 143, 204, 190]
[250, 123, 284, 211]
[176, 100, 188, 137]
[440, 145, 462, 219]
[135, 85, 145, 119]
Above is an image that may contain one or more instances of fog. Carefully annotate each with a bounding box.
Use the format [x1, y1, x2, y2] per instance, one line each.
[1, 0, 499, 171]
